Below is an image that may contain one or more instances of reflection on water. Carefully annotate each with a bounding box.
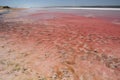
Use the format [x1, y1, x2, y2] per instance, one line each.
[29, 8, 120, 24]
[0, 8, 120, 24]
[39, 8, 120, 24]
[44, 9, 120, 19]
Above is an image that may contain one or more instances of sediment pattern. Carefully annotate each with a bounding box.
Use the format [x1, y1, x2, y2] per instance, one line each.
[0, 10, 120, 80]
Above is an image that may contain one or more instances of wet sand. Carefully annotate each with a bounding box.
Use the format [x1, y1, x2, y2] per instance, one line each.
[0, 9, 120, 80]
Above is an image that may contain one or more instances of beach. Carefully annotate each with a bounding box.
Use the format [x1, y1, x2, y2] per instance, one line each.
[0, 8, 120, 80]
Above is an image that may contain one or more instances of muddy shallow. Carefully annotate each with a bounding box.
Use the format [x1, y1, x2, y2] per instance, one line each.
[0, 8, 120, 80]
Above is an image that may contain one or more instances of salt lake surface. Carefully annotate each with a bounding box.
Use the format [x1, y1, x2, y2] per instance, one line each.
[0, 8, 120, 80]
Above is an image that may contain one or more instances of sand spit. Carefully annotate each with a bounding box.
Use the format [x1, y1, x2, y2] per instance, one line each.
[49, 8, 120, 10]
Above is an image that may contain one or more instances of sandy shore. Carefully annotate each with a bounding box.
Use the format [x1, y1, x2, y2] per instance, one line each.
[0, 9, 120, 80]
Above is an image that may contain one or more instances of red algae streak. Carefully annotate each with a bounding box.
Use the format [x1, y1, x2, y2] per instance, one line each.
[0, 9, 120, 80]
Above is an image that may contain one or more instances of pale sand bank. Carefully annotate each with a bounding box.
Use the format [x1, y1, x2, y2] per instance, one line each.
[47, 8, 120, 10]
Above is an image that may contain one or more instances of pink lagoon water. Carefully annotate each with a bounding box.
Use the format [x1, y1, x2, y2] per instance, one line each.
[0, 8, 120, 80]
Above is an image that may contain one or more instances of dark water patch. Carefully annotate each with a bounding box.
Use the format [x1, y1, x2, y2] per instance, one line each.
[0, 9, 10, 15]
[0, 9, 10, 22]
